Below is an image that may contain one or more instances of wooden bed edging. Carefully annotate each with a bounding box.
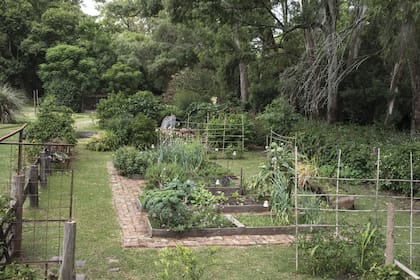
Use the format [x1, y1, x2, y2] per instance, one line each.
[146, 216, 322, 238]
[220, 204, 269, 213]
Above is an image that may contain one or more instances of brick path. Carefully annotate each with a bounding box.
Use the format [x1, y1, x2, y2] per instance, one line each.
[107, 163, 294, 248]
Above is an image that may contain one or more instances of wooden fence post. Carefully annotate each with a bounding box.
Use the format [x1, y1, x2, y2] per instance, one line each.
[29, 165, 39, 208]
[11, 174, 24, 257]
[40, 151, 47, 188]
[385, 202, 395, 265]
[59, 221, 76, 280]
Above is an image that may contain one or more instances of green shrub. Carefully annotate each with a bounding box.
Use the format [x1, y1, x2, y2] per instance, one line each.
[113, 147, 156, 176]
[128, 114, 157, 148]
[127, 91, 163, 121]
[86, 131, 119, 151]
[97, 91, 163, 129]
[257, 96, 301, 136]
[96, 93, 128, 128]
[297, 223, 384, 278]
[105, 113, 157, 149]
[25, 96, 76, 144]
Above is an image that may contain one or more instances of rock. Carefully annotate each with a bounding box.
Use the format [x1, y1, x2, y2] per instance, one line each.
[333, 196, 355, 210]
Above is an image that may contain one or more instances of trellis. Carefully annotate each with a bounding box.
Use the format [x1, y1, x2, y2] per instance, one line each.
[290, 145, 420, 277]
[159, 114, 245, 153]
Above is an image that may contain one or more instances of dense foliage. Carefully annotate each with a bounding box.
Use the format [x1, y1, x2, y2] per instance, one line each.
[0, 264, 40, 280]
[297, 224, 403, 279]
[113, 146, 156, 176]
[141, 179, 230, 231]
[25, 96, 76, 144]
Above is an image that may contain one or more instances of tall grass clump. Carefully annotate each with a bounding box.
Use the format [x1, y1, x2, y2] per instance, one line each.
[158, 139, 206, 172]
[0, 84, 26, 123]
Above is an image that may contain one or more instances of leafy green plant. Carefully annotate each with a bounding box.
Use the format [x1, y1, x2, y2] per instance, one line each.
[113, 146, 156, 176]
[364, 264, 404, 280]
[155, 246, 217, 280]
[0, 264, 40, 280]
[142, 179, 231, 231]
[297, 223, 385, 278]
[142, 188, 190, 231]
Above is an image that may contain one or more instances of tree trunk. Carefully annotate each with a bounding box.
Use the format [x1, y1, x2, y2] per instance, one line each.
[239, 62, 249, 107]
[325, 0, 339, 123]
[408, 60, 420, 136]
[384, 60, 402, 126]
[347, 3, 367, 66]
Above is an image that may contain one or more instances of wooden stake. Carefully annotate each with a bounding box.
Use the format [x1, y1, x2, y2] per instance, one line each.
[59, 221, 76, 280]
[385, 203, 394, 265]
[40, 151, 47, 188]
[11, 174, 24, 257]
[29, 165, 39, 208]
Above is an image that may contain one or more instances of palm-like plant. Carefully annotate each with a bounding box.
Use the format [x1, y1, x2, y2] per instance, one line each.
[0, 84, 25, 123]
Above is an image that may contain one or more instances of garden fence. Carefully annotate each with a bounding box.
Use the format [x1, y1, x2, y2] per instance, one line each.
[0, 125, 75, 279]
[288, 145, 420, 277]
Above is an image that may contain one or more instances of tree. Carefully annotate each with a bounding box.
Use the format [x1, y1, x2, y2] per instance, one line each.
[0, 0, 34, 87]
[373, 0, 420, 135]
[102, 62, 145, 94]
[165, 0, 269, 108]
[38, 44, 99, 111]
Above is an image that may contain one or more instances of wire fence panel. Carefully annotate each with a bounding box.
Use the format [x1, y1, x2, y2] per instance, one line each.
[0, 127, 75, 277]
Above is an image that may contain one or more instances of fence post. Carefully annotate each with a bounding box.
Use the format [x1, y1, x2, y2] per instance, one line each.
[11, 174, 24, 257]
[59, 221, 76, 280]
[29, 165, 39, 208]
[385, 203, 395, 265]
[40, 151, 48, 188]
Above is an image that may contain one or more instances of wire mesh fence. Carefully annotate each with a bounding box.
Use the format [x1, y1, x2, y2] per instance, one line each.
[287, 145, 420, 275]
[0, 126, 75, 277]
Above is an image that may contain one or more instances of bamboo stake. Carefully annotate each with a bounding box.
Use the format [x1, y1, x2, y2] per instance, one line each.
[410, 152, 414, 267]
[335, 149, 341, 236]
[294, 146, 299, 272]
[375, 148, 380, 223]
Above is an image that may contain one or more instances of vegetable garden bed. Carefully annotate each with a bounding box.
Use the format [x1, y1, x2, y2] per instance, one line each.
[145, 214, 320, 238]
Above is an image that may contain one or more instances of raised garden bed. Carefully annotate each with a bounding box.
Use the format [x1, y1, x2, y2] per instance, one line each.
[145, 214, 320, 238]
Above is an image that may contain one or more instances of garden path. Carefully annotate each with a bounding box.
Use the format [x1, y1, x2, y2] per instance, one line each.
[107, 163, 294, 248]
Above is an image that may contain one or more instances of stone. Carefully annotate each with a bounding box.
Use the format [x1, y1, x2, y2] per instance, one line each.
[76, 260, 86, 267]
[76, 274, 86, 280]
